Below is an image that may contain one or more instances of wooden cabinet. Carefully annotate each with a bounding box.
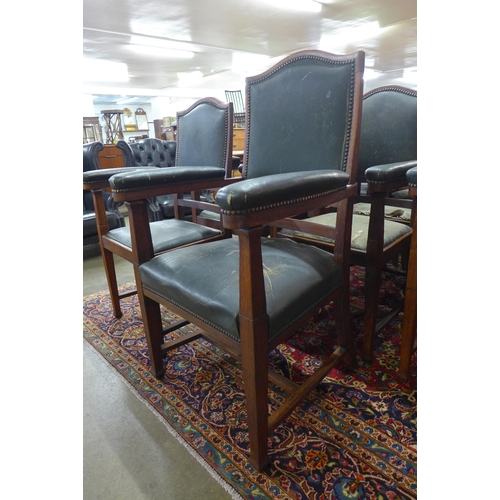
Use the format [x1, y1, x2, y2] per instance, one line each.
[154, 119, 176, 141]
[232, 128, 245, 151]
[98, 144, 125, 169]
[83, 117, 102, 144]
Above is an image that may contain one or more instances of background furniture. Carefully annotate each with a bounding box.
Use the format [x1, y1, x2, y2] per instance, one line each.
[129, 137, 175, 169]
[116, 138, 172, 221]
[101, 109, 124, 143]
[122, 107, 136, 131]
[225, 90, 245, 127]
[83, 117, 102, 144]
[118, 114, 234, 222]
[97, 144, 125, 169]
[83, 141, 124, 247]
[153, 119, 176, 141]
[135, 107, 149, 131]
[232, 128, 245, 151]
[112, 50, 365, 471]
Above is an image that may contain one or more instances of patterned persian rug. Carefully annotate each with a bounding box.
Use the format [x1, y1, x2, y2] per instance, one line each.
[83, 265, 416, 499]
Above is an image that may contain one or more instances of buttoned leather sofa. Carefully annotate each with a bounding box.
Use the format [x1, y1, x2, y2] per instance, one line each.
[129, 137, 176, 168]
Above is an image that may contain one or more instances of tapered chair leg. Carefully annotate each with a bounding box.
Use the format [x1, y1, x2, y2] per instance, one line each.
[362, 192, 386, 361]
[92, 187, 124, 319]
[236, 226, 271, 471]
[398, 289, 416, 382]
[101, 247, 122, 319]
[398, 213, 417, 383]
[335, 288, 358, 370]
[141, 293, 166, 379]
[240, 315, 271, 471]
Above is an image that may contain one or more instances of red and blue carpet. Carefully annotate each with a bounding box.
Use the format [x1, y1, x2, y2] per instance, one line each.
[83, 265, 416, 499]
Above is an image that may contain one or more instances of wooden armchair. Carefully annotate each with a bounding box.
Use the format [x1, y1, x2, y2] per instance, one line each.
[108, 50, 365, 471]
[82, 97, 237, 319]
[275, 85, 417, 361]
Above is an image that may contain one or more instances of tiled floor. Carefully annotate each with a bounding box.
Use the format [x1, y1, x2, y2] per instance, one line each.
[83, 244, 234, 499]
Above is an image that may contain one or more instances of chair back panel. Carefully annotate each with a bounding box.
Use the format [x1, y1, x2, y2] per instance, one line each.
[243, 51, 364, 181]
[357, 85, 417, 180]
[176, 97, 233, 177]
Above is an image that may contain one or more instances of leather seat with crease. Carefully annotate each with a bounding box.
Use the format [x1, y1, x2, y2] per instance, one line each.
[277, 85, 417, 361]
[83, 141, 124, 247]
[82, 97, 236, 319]
[108, 50, 365, 471]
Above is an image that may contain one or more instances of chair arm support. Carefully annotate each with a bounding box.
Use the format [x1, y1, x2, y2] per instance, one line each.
[83, 167, 158, 190]
[364, 160, 417, 192]
[216, 171, 350, 214]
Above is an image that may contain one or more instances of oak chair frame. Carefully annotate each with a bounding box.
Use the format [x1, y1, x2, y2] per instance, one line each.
[109, 50, 365, 471]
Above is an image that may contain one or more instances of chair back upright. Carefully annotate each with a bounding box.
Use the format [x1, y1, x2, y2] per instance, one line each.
[176, 97, 234, 178]
[242, 51, 364, 184]
[357, 85, 417, 184]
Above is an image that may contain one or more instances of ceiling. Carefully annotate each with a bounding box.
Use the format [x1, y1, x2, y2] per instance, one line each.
[83, 0, 417, 106]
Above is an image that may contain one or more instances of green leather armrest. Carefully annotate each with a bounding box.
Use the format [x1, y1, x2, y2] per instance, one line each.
[364, 160, 417, 186]
[109, 166, 226, 195]
[216, 170, 350, 214]
[83, 167, 158, 190]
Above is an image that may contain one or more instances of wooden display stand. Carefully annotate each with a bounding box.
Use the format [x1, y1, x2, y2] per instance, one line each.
[101, 109, 124, 143]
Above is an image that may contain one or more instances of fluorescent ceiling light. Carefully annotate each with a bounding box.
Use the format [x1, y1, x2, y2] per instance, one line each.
[177, 71, 203, 87]
[115, 96, 140, 105]
[403, 67, 417, 83]
[319, 21, 385, 50]
[129, 35, 195, 58]
[264, 0, 322, 13]
[364, 68, 381, 80]
[129, 45, 194, 58]
[83, 58, 129, 83]
[231, 52, 272, 75]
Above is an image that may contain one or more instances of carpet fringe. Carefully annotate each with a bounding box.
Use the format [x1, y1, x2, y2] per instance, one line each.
[84, 338, 244, 500]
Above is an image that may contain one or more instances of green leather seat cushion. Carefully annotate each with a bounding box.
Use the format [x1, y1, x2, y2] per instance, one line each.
[280, 212, 412, 251]
[139, 237, 342, 343]
[107, 219, 221, 254]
